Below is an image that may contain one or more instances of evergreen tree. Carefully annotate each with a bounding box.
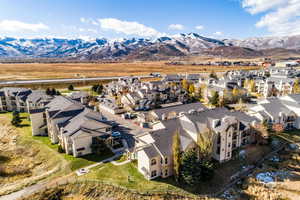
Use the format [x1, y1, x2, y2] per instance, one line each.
[45, 88, 51, 95]
[11, 111, 21, 127]
[96, 84, 104, 95]
[180, 150, 202, 186]
[51, 88, 56, 95]
[200, 161, 214, 181]
[172, 130, 181, 182]
[68, 84, 74, 91]
[209, 71, 218, 79]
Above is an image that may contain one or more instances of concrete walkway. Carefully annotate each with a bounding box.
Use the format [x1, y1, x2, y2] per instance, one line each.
[111, 159, 131, 166]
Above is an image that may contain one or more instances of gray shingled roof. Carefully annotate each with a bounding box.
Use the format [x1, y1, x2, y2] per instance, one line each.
[260, 99, 293, 118]
[61, 108, 110, 137]
[27, 90, 52, 104]
[152, 102, 206, 119]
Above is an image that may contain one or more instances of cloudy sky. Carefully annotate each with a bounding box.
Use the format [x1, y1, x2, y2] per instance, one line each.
[0, 0, 299, 39]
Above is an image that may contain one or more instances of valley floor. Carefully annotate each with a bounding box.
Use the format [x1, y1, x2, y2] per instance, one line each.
[0, 61, 260, 81]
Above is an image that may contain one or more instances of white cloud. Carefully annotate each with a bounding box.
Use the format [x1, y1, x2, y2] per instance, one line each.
[195, 25, 204, 30]
[79, 28, 98, 33]
[242, 0, 286, 14]
[80, 17, 87, 23]
[168, 24, 184, 30]
[214, 31, 223, 36]
[98, 18, 163, 38]
[0, 20, 49, 32]
[241, 0, 300, 36]
[80, 17, 98, 26]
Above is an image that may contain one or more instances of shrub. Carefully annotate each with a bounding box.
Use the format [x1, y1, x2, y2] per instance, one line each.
[57, 145, 65, 153]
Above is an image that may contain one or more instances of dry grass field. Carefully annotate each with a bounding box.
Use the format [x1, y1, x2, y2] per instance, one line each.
[0, 61, 261, 80]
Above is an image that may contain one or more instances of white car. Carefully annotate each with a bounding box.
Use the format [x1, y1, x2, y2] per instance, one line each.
[76, 168, 89, 176]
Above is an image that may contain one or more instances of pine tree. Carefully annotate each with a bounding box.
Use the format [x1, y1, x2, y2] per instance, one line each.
[96, 84, 103, 94]
[209, 71, 218, 79]
[45, 88, 51, 95]
[180, 150, 202, 186]
[51, 88, 56, 95]
[11, 111, 21, 127]
[68, 84, 74, 91]
[172, 130, 181, 182]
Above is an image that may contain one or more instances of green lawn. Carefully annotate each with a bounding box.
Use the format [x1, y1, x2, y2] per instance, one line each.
[3, 112, 113, 171]
[81, 162, 195, 196]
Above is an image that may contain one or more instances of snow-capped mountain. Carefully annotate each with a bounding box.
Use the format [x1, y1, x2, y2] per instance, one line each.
[223, 35, 300, 50]
[0, 33, 300, 60]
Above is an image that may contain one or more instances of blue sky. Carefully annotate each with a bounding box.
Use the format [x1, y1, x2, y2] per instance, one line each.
[0, 0, 298, 40]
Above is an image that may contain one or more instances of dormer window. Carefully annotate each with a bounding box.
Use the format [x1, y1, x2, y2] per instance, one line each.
[151, 158, 157, 166]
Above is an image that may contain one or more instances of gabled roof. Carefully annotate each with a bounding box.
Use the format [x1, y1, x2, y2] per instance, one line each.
[152, 102, 206, 119]
[61, 108, 110, 137]
[260, 99, 294, 118]
[27, 90, 52, 104]
[69, 91, 89, 100]
[45, 96, 81, 112]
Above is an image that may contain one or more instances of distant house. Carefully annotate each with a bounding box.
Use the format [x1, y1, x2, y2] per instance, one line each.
[0, 87, 32, 112]
[185, 74, 201, 83]
[26, 90, 53, 111]
[0, 87, 52, 113]
[162, 74, 182, 83]
[255, 77, 294, 97]
[69, 91, 89, 104]
[99, 98, 126, 114]
[248, 94, 300, 130]
[144, 102, 206, 122]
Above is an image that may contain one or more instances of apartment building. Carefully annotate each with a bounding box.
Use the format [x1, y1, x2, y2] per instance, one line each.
[134, 108, 257, 180]
[30, 95, 112, 157]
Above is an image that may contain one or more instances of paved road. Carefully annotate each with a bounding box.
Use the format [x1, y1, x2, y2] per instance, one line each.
[0, 75, 152, 86]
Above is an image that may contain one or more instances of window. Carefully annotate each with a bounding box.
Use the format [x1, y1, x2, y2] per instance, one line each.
[228, 143, 231, 148]
[227, 152, 231, 157]
[164, 169, 168, 176]
[217, 146, 220, 155]
[217, 133, 221, 144]
[233, 142, 236, 148]
[233, 132, 237, 140]
[165, 157, 168, 164]
[151, 158, 157, 166]
[151, 170, 157, 178]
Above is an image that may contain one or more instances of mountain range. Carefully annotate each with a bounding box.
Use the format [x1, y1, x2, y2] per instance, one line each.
[1, 33, 300, 60]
